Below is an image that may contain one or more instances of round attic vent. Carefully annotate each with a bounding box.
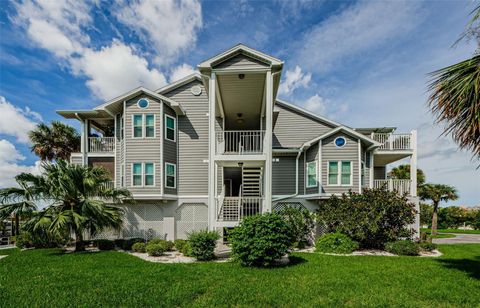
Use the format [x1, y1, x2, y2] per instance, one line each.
[191, 85, 202, 96]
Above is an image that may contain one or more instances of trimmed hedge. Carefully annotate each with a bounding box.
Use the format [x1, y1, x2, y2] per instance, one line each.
[418, 241, 437, 252]
[147, 239, 174, 251]
[132, 242, 146, 253]
[385, 240, 419, 256]
[146, 243, 166, 256]
[121, 238, 145, 251]
[187, 230, 219, 261]
[315, 233, 359, 254]
[95, 239, 115, 251]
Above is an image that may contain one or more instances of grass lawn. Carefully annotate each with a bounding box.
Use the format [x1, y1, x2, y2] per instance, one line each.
[422, 228, 480, 235]
[1, 245, 479, 307]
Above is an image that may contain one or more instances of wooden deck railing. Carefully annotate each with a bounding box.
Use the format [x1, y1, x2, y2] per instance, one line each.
[374, 179, 412, 195]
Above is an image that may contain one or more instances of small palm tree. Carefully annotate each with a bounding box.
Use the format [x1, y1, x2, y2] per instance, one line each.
[0, 173, 42, 236]
[419, 184, 458, 235]
[388, 164, 426, 186]
[23, 160, 131, 251]
[29, 121, 80, 161]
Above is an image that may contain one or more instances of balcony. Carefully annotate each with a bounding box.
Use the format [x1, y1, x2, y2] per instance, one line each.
[216, 197, 263, 222]
[372, 133, 412, 151]
[374, 179, 412, 196]
[215, 130, 265, 155]
[88, 137, 115, 153]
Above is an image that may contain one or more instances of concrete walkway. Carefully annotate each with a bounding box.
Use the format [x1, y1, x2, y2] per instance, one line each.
[433, 233, 480, 244]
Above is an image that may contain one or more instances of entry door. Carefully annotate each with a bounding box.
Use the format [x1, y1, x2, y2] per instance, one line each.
[224, 179, 232, 196]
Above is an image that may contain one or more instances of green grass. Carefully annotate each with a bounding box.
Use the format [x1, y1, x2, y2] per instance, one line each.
[1, 245, 479, 307]
[428, 233, 457, 239]
[0, 248, 19, 256]
[422, 228, 480, 234]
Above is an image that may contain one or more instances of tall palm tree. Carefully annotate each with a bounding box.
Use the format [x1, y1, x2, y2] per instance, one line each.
[427, 6, 480, 159]
[419, 184, 458, 236]
[29, 121, 80, 161]
[0, 173, 42, 236]
[23, 160, 131, 251]
[388, 164, 426, 186]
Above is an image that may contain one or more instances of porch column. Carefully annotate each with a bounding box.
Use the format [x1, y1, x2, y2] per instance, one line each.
[82, 119, 89, 165]
[410, 130, 417, 197]
[369, 151, 374, 188]
[264, 70, 273, 212]
[208, 73, 217, 229]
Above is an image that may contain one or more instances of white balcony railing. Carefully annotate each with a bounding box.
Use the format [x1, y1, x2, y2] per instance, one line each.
[100, 181, 115, 190]
[215, 130, 264, 155]
[372, 133, 412, 150]
[88, 137, 115, 152]
[216, 197, 262, 222]
[374, 179, 412, 195]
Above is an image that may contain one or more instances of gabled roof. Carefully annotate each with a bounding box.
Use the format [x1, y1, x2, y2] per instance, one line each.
[302, 126, 382, 148]
[156, 73, 202, 94]
[275, 99, 343, 128]
[198, 44, 283, 70]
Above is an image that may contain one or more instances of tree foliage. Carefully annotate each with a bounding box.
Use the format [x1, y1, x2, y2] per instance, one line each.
[29, 121, 80, 161]
[419, 183, 458, 235]
[388, 164, 426, 186]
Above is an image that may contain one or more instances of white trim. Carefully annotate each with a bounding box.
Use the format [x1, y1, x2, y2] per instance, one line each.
[144, 114, 156, 138]
[301, 126, 380, 148]
[165, 114, 176, 142]
[334, 136, 347, 148]
[132, 114, 143, 138]
[160, 102, 164, 194]
[132, 162, 143, 187]
[137, 98, 150, 109]
[156, 73, 202, 94]
[327, 160, 353, 186]
[306, 161, 318, 188]
[165, 162, 176, 189]
[318, 142, 322, 195]
[358, 141, 362, 193]
[144, 162, 155, 187]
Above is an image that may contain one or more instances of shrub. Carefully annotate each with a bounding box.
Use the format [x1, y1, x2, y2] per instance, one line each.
[114, 239, 125, 248]
[385, 240, 419, 256]
[316, 189, 416, 249]
[180, 241, 193, 257]
[147, 239, 174, 251]
[174, 239, 187, 251]
[95, 239, 115, 251]
[187, 230, 220, 261]
[278, 207, 315, 248]
[418, 241, 437, 252]
[229, 213, 295, 267]
[131, 242, 146, 253]
[146, 243, 166, 256]
[315, 233, 359, 254]
[15, 229, 69, 249]
[121, 238, 144, 251]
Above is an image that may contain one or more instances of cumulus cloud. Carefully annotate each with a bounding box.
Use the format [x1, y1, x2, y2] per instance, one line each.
[0, 96, 41, 143]
[303, 94, 327, 115]
[115, 0, 202, 66]
[170, 63, 196, 82]
[278, 66, 311, 95]
[0, 139, 41, 187]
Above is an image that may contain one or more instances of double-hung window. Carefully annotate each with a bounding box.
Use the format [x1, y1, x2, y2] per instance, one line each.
[132, 163, 154, 186]
[132, 163, 142, 186]
[306, 161, 317, 188]
[165, 115, 176, 141]
[165, 163, 176, 188]
[145, 114, 155, 137]
[133, 115, 143, 138]
[328, 161, 352, 185]
[144, 163, 154, 186]
[133, 114, 155, 138]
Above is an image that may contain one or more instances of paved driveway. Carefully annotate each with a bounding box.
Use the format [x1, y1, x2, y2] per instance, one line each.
[433, 233, 480, 244]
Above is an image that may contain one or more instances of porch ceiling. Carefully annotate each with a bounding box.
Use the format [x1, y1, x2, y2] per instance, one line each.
[374, 152, 411, 166]
[217, 73, 265, 130]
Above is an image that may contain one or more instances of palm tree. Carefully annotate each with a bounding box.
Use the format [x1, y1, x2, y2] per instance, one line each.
[23, 160, 131, 251]
[0, 173, 42, 236]
[29, 121, 80, 161]
[388, 164, 426, 186]
[427, 6, 480, 159]
[419, 184, 458, 236]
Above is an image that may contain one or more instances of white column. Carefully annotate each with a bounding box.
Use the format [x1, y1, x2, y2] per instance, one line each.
[82, 119, 89, 165]
[264, 70, 273, 212]
[410, 130, 417, 197]
[208, 73, 217, 229]
[369, 151, 374, 188]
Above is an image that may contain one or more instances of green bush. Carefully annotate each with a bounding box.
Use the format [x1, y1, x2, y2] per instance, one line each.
[121, 238, 144, 250]
[418, 241, 437, 252]
[278, 207, 315, 248]
[315, 233, 359, 254]
[317, 189, 416, 249]
[146, 243, 166, 256]
[385, 240, 419, 256]
[174, 239, 187, 251]
[95, 239, 115, 251]
[114, 239, 125, 248]
[131, 242, 146, 253]
[15, 229, 69, 249]
[229, 213, 295, 267]
[180, 241, 192, 256]
[187, 230, 220, 261]
[147, 239, 174, 251]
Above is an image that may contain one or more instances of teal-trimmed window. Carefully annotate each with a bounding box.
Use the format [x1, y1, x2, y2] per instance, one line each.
[361, 162, 365, 186]
[165, 115, 176, 142]
[133, 114, 143, 138]
[328, 161, 352, 186]
[165, 163, 176, 189]
[341, 161, 352, 185]
[145, 114, 155, 138]
[132, 163, 142, 186]
[144, 163, 154, 186]
[306, 161, 317, 188]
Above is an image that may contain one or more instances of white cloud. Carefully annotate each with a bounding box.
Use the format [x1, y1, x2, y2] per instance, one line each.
[278, 66, 311, 95]
[0, 140, 41, 188]
[170, 63, 196, 82]
[71, 41, 167, 100]
[115, 0, 202, 66]
[303, 94, 327, 115]
[296, 1, 421, 73]
[0, 96, 41, 143]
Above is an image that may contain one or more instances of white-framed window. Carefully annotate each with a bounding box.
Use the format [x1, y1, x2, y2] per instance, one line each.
[328, 161, 352, 186]
[133, 114, 143, 138]
[132, 114, 155, 138]
[132, 163, 142, 186]
[132, 162, 155, 187]
[306, 161, 317, 188]
[137, 98, 149, 109]
[361, 162, 365, 186]
[145, 114, 155, 138]
[334, 136, 347, 147]
[165, 162, 176, 189]
[144, 163, 154, 186]
[165, 114, 176, 142]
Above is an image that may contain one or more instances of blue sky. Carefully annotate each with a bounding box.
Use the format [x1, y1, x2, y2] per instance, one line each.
[0, 0, 478, 206]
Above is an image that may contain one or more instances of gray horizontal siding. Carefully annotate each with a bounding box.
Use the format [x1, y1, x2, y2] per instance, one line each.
[272, 155, 296, 195]
[164, 80, 209, 196]
[213, 53, 269, 70]
[273, 103, 335, 148]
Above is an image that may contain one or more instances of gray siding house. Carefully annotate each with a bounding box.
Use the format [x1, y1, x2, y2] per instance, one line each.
[58, 44, 420, 240]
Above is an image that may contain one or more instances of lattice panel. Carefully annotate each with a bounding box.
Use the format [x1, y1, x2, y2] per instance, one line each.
[272, 202, 307, 212]
[175, 203, 208, 239]
[122, 204, 165, 239]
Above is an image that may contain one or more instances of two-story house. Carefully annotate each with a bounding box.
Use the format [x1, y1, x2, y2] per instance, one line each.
[58, 44, 419, 241]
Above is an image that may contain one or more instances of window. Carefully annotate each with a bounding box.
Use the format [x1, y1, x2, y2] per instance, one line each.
[165, 163, 176, 188]
[145, 114, 155, 137]
[334, 136, 346, 147]
[120, 116, 124, 140]
[144, 163, 154, 186]
[121, 164, 125, 186]
[306, 161, 317, 188]
[328, 161, 352, 185]
[165, 115, 176, 141]
[133, 114, 143, 138]
[132, 163, 142, 186]
[361, 162, 365, 186]
[137, 98, 149, 109]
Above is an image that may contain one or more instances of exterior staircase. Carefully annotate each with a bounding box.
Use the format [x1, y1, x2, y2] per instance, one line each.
[241, 167, 262, 197]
